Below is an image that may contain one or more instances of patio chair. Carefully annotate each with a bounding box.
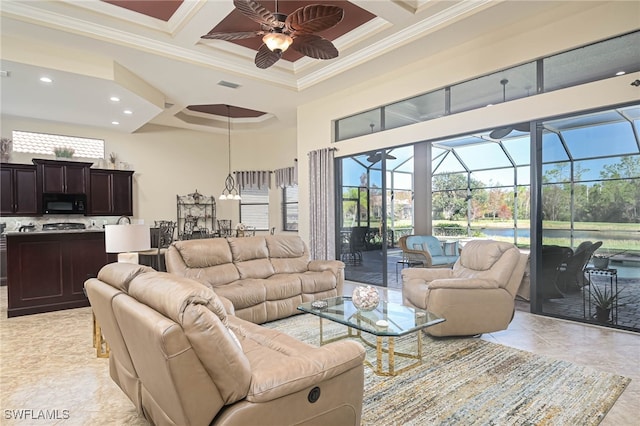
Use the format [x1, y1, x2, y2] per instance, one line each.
[398, 235, 459, 268]
[539, 245, 574, 299]
[556, 241, 602, 292]
[341, 227, 368, 266]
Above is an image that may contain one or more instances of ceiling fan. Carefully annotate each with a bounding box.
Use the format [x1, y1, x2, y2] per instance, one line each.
[488, 78, 530, 139]
[367, 152, 396, 164]
[202, 0, 344, 69]
[489, 122, 530, 139]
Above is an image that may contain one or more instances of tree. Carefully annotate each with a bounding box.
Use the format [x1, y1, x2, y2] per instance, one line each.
[542, 164, 571, 221]
[432, 174, 468, 220]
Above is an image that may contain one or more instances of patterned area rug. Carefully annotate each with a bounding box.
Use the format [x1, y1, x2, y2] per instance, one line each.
[263, 314, 630, 425]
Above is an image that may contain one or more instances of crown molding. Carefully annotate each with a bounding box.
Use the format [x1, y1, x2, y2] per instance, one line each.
[296, 0, 492, 90]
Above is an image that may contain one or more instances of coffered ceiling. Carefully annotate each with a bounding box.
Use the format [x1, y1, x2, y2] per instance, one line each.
[0, 0, 593, 135]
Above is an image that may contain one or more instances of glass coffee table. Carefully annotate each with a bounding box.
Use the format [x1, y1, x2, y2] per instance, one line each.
[298, 296, 444, 376]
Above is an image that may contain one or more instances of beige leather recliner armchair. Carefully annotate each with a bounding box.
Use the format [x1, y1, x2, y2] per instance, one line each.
[86, 263, 365, 426]
[401, 240, 529, 337]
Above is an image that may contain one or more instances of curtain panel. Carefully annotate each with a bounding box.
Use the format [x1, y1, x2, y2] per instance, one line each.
[309, 148, 336, 260]
[234, 170, 271, 189]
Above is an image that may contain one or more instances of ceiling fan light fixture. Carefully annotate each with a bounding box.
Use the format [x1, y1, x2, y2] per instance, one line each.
[263, 32, 293, 53]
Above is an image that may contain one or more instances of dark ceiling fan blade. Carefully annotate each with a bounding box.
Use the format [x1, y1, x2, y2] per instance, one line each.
[201, 30, 264, 41]
[291, 34, 338, 60]
[490, 122, 530, 139]
[489, 127, 513, 139]
[367, 153, 381, 163]
[366, 152, 396, 163]
[233, 0, 282, 28]
[286, 5, 344, 34]
[255, 44, 282, 69]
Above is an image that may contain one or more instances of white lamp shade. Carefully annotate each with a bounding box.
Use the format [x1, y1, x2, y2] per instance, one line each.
[105, 224, 151, 253]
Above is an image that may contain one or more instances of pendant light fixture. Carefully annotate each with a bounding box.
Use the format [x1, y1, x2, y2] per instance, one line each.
[219, 105, 241, 201]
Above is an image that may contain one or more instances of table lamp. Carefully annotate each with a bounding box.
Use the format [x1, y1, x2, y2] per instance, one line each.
[105, 224, 151, 264]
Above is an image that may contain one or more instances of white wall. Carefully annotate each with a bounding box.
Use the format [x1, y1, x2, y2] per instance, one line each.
[296, 1, 640, 244]
[1, 115, 297, 231]
[223, 126, 298, 233]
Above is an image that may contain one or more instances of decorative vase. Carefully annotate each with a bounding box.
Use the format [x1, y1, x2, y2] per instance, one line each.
[352, 285, 380, 311]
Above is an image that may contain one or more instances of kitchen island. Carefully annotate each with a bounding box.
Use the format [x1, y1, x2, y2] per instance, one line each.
[6, 230, 116, 317]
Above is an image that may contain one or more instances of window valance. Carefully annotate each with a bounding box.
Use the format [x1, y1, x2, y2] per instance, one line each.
[275, 159, 298, 188]
[234, 170, 271, 189]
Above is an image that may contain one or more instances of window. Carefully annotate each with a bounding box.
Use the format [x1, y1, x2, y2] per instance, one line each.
[334, 31, 639, 142]
[282, 185, 298, 231]
[240, 187, 269, 231]
[12, 130, 104, 158]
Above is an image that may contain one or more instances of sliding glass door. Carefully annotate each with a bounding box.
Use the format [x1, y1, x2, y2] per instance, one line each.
[337, 147, 414, 288]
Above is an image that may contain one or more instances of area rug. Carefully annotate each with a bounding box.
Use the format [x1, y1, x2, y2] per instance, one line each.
[263, 314, 630, 425]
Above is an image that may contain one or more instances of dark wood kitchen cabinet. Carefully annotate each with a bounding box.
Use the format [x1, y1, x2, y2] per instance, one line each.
[88, 169, 133, 216]
[0, 163, 39, 216]
[6, 231, 116, 317]
[33, 159, 92, 194]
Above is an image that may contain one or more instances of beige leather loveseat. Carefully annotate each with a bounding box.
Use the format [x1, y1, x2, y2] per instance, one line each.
[166, 235, 344, 324]
[85, 263, 365, 426]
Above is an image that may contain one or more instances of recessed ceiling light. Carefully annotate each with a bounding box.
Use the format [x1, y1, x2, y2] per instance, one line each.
[123, 110, 133, 115]
[110, 96, 120, 102]
[40, 77, 53, 83]
[486, 104, 494, 107]
[111, 121, 120, 125]
[616, 71, 626, 76]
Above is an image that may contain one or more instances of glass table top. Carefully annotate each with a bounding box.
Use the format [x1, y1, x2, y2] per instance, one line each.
[298, 296, 444, 337]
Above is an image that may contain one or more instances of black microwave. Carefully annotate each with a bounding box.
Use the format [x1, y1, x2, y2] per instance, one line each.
[43, 193, 87, 215]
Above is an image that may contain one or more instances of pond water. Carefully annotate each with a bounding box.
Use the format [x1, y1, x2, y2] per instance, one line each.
[479, 228, 638, 242]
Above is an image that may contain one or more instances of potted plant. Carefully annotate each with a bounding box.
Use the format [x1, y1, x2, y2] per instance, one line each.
[590, 284, 622, 323]
[53, 146, 75, 159]
[592, 250, 627, 269]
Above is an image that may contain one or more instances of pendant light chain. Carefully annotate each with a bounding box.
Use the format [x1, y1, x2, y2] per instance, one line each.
[220, 104, 241, 201]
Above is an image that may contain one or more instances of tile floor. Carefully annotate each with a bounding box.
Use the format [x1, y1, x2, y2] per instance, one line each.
[1, 284, 638, 425]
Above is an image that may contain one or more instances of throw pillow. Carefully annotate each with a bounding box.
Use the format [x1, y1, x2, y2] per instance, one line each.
[444, 241, 458, 256]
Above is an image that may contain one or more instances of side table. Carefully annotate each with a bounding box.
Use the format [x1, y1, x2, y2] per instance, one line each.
[583, 267, 618, 324]
[396, 259, 423, 283]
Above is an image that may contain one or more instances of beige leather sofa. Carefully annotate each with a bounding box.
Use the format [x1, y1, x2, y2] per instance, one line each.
[402, 240, 529, 337]
[166, 235, 344, 324]
[85, 263, 365, 426]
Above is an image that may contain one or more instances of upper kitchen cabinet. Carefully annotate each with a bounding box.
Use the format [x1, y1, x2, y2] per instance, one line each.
[0, 163, 39, 216]
[33, 159, 92, 194]
[88, 169, 134, 216]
